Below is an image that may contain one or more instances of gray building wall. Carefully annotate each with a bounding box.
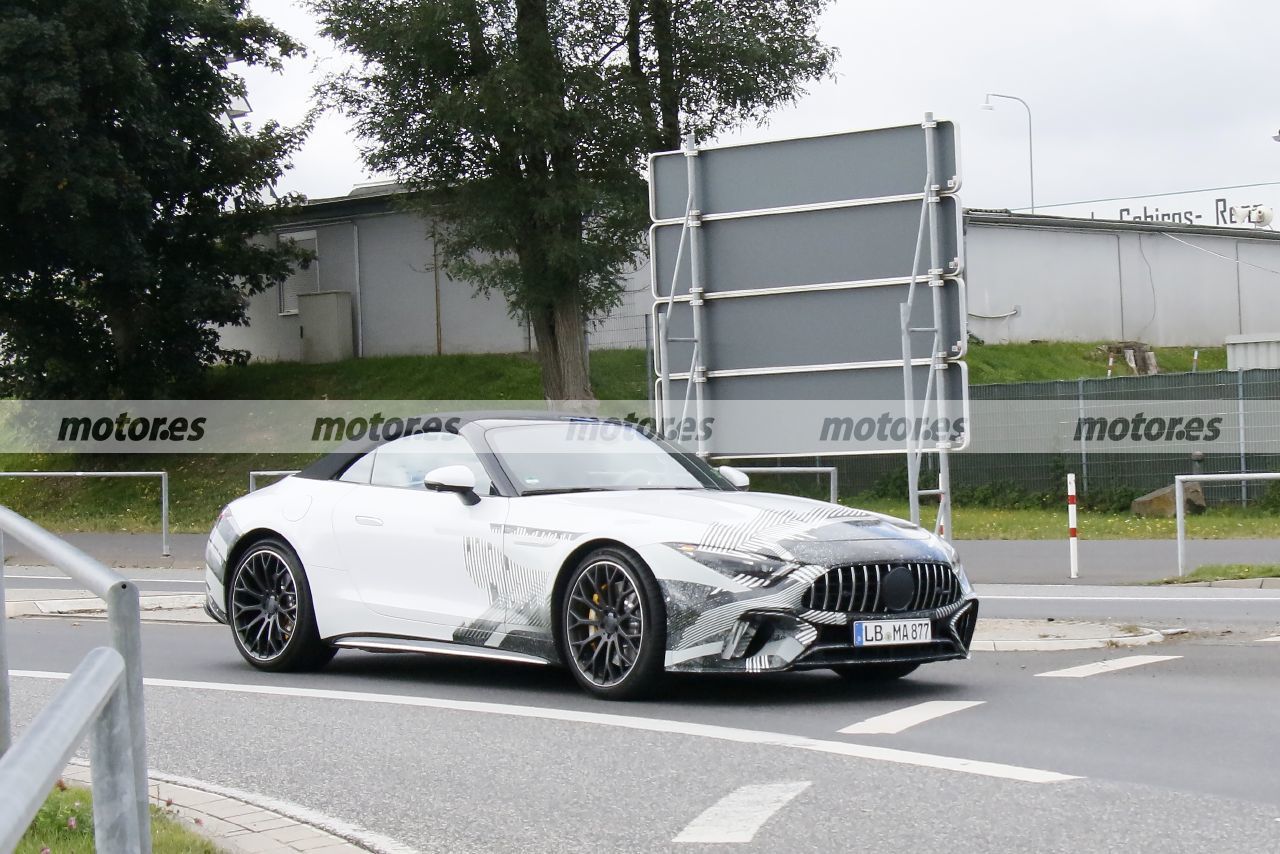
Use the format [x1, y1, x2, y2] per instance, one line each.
[224, 194, 1280, 365]
[965, 215, 1280, 347]
[221, 192, 648, 362]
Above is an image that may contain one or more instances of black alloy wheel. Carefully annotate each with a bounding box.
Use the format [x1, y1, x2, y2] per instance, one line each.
[228, 537, 335, 672]
[561, 547, 665, 699]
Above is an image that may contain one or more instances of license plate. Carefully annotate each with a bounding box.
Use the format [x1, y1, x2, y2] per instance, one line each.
[853, 619, 932, 647]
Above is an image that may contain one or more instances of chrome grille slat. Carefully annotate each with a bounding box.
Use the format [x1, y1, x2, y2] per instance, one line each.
[804, 561, 961, 615]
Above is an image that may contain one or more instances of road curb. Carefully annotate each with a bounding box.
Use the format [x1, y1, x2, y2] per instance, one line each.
[61, 760, 419, 854]
[971, 624, 1165, 652]
[6, 593, 210, 622]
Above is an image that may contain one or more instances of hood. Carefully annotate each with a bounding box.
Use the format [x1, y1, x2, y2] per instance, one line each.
[541, 489, 947, 563]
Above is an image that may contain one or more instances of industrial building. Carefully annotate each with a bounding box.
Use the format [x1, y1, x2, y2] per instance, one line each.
[219, 185, 1280, 364]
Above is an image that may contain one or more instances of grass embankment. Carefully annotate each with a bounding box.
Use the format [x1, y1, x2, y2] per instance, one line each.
[847, 500, 1280, 540]
[0, 342, 1262, 538]
[1155, 564, 1280, 585]
[964, 340, 1226, 384]
[0, 350, 646, 533]
[18, 783, 219, 854]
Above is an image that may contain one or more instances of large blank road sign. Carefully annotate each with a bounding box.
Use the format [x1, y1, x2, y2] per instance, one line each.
[649, 121, 968, 457]
[649, 125, 960, 221]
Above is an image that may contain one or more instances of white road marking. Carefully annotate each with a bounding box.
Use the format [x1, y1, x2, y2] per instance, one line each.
[983, 595, 1280, 602]
[839, 700, 985, 735]
[674, 781, 810, 844]
[10, 671, 1079, 784]
[3, 574, 202, 584]
[1036, 655, 1181, 678]
[1259, 635, 1280, 643]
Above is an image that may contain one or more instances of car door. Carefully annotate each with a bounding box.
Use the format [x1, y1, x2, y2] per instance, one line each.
[332, 432, 510, 636]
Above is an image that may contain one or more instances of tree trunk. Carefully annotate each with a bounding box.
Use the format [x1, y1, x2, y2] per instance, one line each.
[513, 0, 596, 403]
[551, 290, 592, 400]
[648, 0, 680, 150]
[529, 305, 566, 401]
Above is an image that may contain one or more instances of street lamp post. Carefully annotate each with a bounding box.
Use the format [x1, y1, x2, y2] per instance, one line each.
[981, 93, 1035, 213]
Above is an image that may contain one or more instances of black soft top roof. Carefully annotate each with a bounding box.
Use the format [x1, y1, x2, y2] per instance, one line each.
[293, 410, 628, 481]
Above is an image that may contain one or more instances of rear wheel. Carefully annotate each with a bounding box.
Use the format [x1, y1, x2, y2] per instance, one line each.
[831, 661, 920, 682]
[560, 547, 665, 700]
[228, 537, 335, 672]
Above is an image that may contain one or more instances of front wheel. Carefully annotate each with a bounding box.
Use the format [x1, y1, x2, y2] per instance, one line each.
[560, 547, 666, 700]
[831, 661, 921, 682]
[228, 537, 335, 672]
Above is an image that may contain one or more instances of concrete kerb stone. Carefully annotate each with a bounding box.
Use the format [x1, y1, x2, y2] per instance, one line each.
[5, 591, 211, 622]
[61, 760, 419, 854]
[971, 618, 1166, 652]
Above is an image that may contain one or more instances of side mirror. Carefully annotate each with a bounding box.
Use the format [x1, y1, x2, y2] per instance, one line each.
[424, 465, 480, 506]
[718, 465, 750, 490]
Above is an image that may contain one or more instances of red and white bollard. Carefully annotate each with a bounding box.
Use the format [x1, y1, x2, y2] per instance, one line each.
[1067, 473, 1079, 579]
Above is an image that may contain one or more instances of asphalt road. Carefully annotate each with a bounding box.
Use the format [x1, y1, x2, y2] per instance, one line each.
[6, 607, 1280, 852]
[4, 531, 1278, 583]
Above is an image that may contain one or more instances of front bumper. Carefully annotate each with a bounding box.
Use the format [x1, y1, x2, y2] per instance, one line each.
[660, 560, 979, 674]
[204, 566, 228, 625]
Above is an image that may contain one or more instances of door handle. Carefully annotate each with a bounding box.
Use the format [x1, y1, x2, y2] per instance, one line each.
[354, 515, 384, 527]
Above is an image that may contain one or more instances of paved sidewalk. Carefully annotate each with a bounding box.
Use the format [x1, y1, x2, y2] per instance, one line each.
[60, 762, 417, 854]
[5, 589, 209, 621]
[971, 618, 1164, 651]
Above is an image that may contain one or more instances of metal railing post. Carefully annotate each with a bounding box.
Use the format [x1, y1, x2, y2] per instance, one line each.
[0, 647, 128, 853]
[0, 472, 169, 557]
[1175, 476, 1187, 578]
[1171, 471, 1279, 576]
[160, 472, 170, 557]
[106, 581, 151, 854]
[0, 507, 152, 850]
[91, 677, 144, 852]
[0, 529, 9, 757]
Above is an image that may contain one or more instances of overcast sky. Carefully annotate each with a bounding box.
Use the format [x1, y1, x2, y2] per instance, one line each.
[241, 0, 1280, 219]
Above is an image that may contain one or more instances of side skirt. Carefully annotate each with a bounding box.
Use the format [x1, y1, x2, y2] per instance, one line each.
[330, 635, 552, 666]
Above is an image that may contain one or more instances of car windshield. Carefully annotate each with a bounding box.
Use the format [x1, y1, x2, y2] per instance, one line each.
[486, 421, 719, 495]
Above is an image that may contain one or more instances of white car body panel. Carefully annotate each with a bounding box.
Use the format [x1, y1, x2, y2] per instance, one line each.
[206, 417, 978, 676]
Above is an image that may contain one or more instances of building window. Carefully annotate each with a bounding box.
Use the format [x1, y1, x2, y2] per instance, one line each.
[279, 230, 319, 315]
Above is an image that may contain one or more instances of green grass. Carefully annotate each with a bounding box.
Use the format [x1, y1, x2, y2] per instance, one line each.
[0, 349, 653, 533]
[198, 347, 648, 401]
[17, 783, 220, 853]
[964, 340, 1226, 385]
[842, 499, 1280, 540]
[0, 341, 1251, 535]
[1155, 563, 1280, 585]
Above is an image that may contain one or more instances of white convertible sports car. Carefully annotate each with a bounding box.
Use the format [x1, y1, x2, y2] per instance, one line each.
[204, 413, 978, 699]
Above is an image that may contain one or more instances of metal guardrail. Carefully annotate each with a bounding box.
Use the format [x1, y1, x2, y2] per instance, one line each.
[0, 505, 151, 852]
[249, 470, 300, 492]
[1175, 472, 1280, 577]
[0, 472, 169, 557]
[734, 466, 840, 504]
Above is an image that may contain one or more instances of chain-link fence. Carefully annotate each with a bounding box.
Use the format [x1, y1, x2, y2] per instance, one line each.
[733, 368, 1280, 508]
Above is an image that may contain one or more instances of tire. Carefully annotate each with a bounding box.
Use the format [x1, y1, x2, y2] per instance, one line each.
[831, 661, 921, 682]
[228, 536, 336, 672]
[559, 546, 666, 700]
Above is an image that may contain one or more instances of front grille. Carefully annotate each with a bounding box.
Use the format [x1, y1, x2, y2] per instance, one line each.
[802, 562, 961, 614]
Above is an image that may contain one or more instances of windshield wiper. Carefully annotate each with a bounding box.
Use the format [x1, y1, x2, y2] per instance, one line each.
[521, 487, 614, 496]
[631, 486, 707, 490]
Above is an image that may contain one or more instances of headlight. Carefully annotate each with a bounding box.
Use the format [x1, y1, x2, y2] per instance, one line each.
[932, 536, 971, 595]
[665, 543, 798, 584]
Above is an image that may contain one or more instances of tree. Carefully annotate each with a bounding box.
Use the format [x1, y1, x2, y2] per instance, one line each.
[0, 0, 310, 398]
[313, 0, 836, 400]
